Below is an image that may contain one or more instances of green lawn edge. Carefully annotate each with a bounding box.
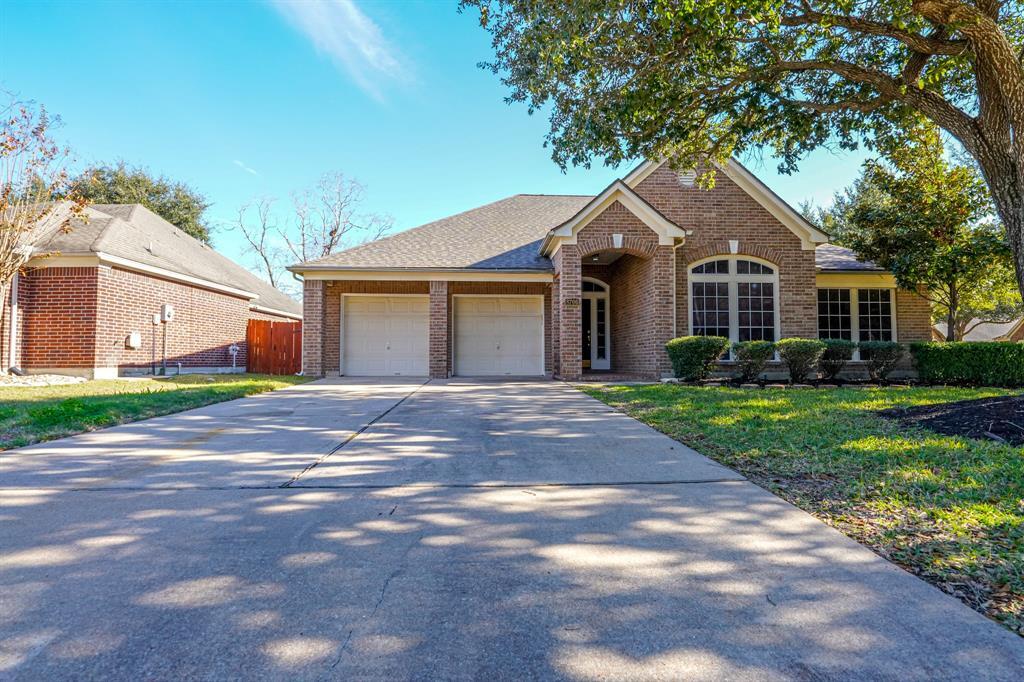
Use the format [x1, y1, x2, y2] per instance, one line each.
[581, 383, 1024, 636]
[0, 373, 312, 451]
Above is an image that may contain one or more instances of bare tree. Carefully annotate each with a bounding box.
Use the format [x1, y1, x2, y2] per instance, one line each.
[282, 172, 392, 263]
[234, 197, 283, 288]
[0, 96, 82, 372]
[234, 172, 392, 291]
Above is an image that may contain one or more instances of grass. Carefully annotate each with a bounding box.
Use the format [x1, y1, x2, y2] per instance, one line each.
[582, 383, 1024, 635]
[0, 373, 311, 450]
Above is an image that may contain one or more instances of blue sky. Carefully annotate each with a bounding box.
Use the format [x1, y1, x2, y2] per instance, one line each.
[1, 0, 866, 281]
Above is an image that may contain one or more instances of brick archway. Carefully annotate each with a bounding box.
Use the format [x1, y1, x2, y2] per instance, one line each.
[578, 235, 658, 260]
[685, 241, 784, 266]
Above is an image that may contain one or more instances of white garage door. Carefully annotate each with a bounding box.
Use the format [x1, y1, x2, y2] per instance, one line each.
[454, 296, 544, 376]
[343, 296, 429, 376]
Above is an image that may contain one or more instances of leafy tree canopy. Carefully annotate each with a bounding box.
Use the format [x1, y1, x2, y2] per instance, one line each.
[824, 122, 1022, 341]
[463, 0, 1024, 294]
[73, 162, 211, 242]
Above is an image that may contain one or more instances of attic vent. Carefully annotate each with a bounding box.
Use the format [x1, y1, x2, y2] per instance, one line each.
[676, 169, 697, 187]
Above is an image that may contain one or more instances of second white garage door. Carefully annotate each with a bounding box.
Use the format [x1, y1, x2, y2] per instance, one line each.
[343, 296, 428, 376]
[454, 296, 544, 376]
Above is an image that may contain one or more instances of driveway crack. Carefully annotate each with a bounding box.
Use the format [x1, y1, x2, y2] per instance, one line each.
[281, 380, 429, 488]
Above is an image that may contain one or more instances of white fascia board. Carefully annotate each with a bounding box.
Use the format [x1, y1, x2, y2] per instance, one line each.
[96, 252, 259, 299]
[624, 158, 830, 250]
[299, 269, 553, 283]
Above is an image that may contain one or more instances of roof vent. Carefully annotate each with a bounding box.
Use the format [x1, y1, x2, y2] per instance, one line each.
[677, 169, 697, 187]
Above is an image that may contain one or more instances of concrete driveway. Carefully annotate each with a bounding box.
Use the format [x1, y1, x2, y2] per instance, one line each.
[1, 379, 1022, 680]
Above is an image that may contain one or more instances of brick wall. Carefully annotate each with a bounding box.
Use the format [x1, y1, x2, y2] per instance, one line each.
[95, 266, 252, 372]
[896, 289, 933, 343]
[635, 164, 818, 339]
[17, 267, 100, 369]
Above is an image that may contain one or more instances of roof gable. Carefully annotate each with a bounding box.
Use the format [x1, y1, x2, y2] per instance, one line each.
[540, 180, 687, 255]
[624, 159, 830, 250]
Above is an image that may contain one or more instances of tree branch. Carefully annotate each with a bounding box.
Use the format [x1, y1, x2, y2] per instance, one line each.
[781, 11, 967, 55]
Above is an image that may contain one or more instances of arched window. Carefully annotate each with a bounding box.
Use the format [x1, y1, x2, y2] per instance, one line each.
[689, 257, 779, 344]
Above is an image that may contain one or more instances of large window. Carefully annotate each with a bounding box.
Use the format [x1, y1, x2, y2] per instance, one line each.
[689, 257, 779, 344]
[817, 288, 896, 343]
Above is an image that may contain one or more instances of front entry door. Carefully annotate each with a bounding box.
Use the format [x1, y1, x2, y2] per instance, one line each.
[582, 285, 610, 370]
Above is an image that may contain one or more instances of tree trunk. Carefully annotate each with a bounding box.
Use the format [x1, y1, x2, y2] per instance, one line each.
[945, 284, 959, 342]
[973, 151, 1024, 300]
[0, 279, 9, 375]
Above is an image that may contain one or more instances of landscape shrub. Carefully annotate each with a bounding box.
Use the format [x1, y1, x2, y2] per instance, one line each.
[665, 336, 729, 381]
[819, 339, 857, 381]
[733, 340, 775, 382]
[910, 341, 1024, 387]
[775, 338, 826, 383]
[858, 341, 903, 382]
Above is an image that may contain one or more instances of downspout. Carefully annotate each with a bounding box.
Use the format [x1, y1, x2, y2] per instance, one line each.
[8, 272, 21, 375]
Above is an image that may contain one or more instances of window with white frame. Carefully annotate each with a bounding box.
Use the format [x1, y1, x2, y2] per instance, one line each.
[817, 288, 896, 343]
[689, 257, 779, 344]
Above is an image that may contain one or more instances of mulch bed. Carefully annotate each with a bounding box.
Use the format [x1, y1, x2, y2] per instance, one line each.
[880, 395, 1024, 446]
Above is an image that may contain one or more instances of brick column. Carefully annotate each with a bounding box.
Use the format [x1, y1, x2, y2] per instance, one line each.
[429, 280, 449, 378]
[650, 245, 675, 377]
[551, 277, 561, 376]
[301, 279, 324, 376]
[557, 245, 582, 380]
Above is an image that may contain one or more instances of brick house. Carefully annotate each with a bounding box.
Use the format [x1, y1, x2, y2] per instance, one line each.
[290, 159, 932, 380]
[2, 203, 301, 378]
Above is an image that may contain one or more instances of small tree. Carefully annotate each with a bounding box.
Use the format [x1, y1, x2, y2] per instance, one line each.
[234, 172, 392, 293]
[828, 123, 1022, 341]
[1, 97, 82, 371]
[72, 161, 211, 242]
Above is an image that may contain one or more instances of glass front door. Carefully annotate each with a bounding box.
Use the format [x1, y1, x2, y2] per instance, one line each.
[582, 289, 610, 370]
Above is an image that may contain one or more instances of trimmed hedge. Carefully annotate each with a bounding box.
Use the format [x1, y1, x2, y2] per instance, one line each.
[733, 340, 775, 382]
[859, 340, 903, 382]
[819, 339, 856, 381]
[910, 341, 1024, 387]
[666, 336, 729, 381]
[776, 338, 826, 383]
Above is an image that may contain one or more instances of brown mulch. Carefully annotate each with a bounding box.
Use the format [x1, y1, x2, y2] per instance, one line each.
[879, 395, 1024, 445]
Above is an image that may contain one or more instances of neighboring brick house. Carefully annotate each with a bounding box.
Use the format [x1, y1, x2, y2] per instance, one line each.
[1, 203, 301, 378]
[933, 317, 1024, 342]
[290, 159, 932, 380]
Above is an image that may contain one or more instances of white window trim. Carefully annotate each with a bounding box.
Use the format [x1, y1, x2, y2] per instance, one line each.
[687, 256, 781, 352]
[816, 287, 899, 360]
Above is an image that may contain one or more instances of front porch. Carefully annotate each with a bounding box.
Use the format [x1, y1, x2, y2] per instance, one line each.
[552, 240, 676, 381]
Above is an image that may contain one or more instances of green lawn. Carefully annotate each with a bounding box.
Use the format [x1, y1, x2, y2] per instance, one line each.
[0, 373, 311, 450]
[582, 384, 1024, 635]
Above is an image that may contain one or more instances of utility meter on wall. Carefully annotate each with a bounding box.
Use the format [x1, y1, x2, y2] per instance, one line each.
[160, 304, 175, 323]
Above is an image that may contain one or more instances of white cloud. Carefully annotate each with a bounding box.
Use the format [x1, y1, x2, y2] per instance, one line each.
[269, 0, 408, 99]
[233, 159, 260, 176]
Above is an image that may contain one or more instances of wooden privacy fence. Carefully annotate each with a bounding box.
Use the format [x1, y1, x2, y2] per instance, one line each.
[247, 320, 302, 375]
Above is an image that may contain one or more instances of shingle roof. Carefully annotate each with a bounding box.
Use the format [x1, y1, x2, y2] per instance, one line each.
[293, 194, 880, 277]
[815, 244, 883, 271]
[36, 203, 301, 316]
[298, 194, 593, 270]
